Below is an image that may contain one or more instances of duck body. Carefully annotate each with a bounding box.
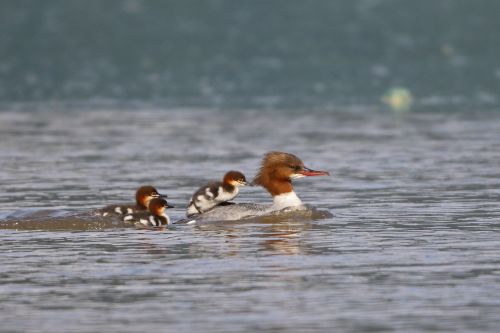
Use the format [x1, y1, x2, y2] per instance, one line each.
[98, 203, 143, 217]
[124, 212, 171, 228]
[96, 185, 166, 217]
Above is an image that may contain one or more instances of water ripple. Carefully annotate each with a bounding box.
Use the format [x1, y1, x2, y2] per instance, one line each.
[1, 109, 500, 332]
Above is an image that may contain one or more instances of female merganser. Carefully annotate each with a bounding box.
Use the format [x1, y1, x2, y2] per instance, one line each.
[253, 151, 330, 210]
[97, 185, 167, 216]
[123, 197, 174, 228]
[186, 171, 248, 217]
[177, 152, 329, 222]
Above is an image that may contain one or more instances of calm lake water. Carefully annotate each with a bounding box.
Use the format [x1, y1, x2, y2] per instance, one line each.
[1, 107, 500, 332]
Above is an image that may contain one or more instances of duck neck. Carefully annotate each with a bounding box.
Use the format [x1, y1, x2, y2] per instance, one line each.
[259, 177, 303, 209]
[272, 191, 303, 210]
[142, 197, 152, 209]
[222, 182, 236, 193]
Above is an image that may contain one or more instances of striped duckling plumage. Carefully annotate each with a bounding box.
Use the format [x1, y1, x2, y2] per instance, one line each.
[123, 197, 174, 229]
[186, 171, 248, 217]
[98, 185, 166, 217]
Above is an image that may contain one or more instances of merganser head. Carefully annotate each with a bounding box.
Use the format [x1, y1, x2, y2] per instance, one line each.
[135, 185, 167, 208]
[253, 151, 330, 196]
[223, 170, 249, 187]
[148, 198, 174, 216]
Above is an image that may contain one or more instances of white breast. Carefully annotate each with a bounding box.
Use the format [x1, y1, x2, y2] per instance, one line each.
[271, 191, 303, 210]
[215, 187, 238, 202]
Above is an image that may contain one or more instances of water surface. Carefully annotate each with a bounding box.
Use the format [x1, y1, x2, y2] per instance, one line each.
[1, 108, 500, 332]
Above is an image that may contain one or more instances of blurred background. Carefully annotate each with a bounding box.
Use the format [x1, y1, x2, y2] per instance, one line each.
[1, 0, 499, 111]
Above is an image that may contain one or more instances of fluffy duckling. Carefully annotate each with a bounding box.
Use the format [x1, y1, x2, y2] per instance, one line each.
[186, 171, 248, 217]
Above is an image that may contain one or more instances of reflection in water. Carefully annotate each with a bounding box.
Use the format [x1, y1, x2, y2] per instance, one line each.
[194, 219, 312, 256]
[259, 222, 308, 255]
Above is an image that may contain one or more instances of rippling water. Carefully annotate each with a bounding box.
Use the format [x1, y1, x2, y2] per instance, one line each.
[1, 107, 500, 332]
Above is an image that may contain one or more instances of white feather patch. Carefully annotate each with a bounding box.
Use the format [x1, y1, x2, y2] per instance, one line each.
[290, 173, 306, 179]
[272, 192, 303, 210]
[205, 188, 214, 198]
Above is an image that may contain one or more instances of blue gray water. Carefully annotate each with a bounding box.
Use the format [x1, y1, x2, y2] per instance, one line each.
[1, 108, 500, 332]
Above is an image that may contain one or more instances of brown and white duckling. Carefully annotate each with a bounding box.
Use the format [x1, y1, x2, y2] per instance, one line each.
[186, 171, 249, 217]
[98, 185, 167, 216]
[123, 197, 174, 228]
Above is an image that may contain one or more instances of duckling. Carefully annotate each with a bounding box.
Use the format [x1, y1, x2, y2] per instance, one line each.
[186, 171, 248, 217]
[123, 197, 174, 228]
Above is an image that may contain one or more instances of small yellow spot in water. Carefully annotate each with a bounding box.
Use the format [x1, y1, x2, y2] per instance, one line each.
[441, 44, 456, 57]
[382, 87, 413, 112]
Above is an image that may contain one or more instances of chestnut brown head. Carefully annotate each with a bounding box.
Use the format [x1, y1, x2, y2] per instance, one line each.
[135, 185, 166, 208]
[148, 198, 174, 216]
[223, 171, 248, 187]
[253, 151, 329, 195]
